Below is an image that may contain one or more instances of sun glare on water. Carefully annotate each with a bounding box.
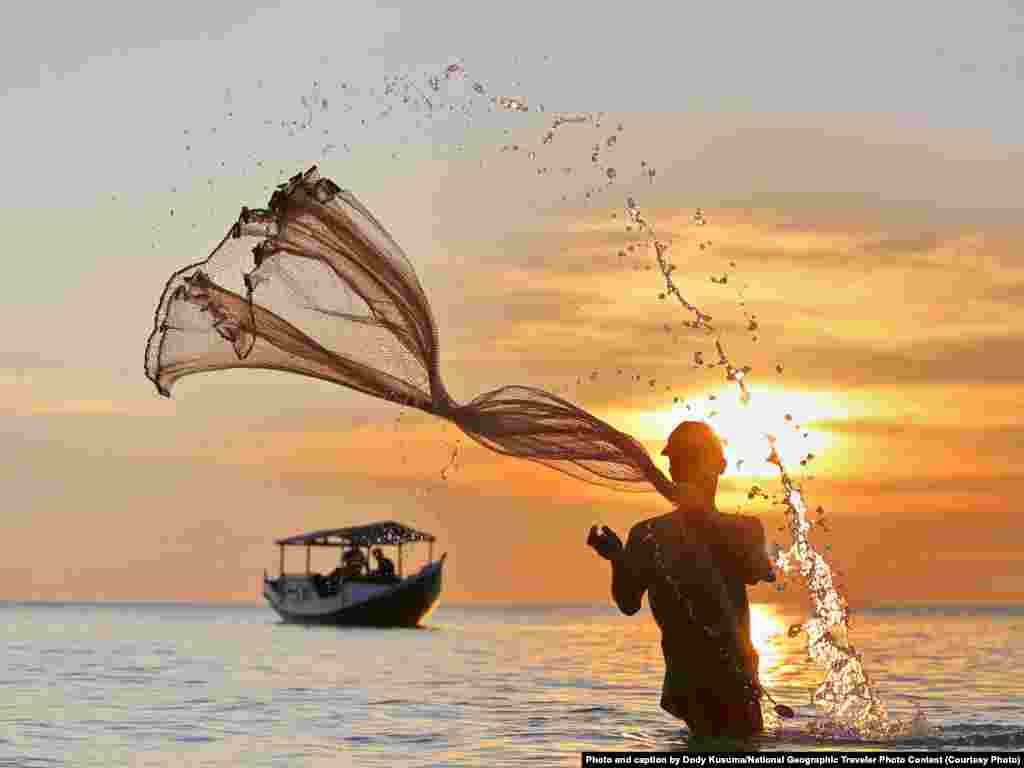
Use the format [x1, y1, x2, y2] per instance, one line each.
[749, 603, 784, 672]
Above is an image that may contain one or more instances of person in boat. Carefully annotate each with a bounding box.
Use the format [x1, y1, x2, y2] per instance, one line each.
[341, 547, 367, 579]
[372, 548, 396, 579]
[587, 421, 775, 741]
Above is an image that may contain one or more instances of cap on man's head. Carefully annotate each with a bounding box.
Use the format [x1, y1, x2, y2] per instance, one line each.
[661, 420, 724, 463]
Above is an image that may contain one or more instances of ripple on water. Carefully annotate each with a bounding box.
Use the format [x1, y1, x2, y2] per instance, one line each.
[3, 603, 1023, 764]
[174, 734, 218, 744]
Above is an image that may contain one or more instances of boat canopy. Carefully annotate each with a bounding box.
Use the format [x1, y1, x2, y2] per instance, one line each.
[275, 520, 436, 548]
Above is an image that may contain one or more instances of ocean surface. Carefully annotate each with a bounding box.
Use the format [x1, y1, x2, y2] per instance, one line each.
[2, 601, 1022, 766]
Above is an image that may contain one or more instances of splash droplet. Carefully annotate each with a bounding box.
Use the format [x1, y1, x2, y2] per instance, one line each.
[497, 96, 529, 112]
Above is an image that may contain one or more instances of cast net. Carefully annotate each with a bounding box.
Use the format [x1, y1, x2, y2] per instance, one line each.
[145, 167, 677, 500]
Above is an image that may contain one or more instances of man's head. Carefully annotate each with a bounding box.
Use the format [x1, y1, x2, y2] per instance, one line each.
[662, 420, 726, 483]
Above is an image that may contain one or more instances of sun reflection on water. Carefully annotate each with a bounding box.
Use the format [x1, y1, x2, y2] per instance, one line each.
[750, 603, 785, 682]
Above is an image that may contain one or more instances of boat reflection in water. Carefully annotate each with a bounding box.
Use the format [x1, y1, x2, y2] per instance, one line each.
[263, 521, 445, 628]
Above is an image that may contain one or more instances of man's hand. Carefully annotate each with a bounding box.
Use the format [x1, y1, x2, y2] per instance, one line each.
[587, 525, 624, 561]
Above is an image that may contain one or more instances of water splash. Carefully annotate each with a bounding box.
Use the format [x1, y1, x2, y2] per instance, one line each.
[440, 442, 460, 481]
[767, 439, 894, 737]
[625, 198, 714, 332]
[625, 197, 914, 739]
[172, 57, 636, 233]
[496, 96, 530, 112]
[415, 437, 463, 500]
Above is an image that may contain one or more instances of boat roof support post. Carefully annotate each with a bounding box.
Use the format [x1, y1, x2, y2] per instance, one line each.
[429, 541, 434, 563]
[398, 543, 403, 578]
[306, 545, 311, 575]
[279, 545, 285, 576]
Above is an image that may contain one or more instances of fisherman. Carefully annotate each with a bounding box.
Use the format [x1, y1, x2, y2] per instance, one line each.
[588, 421, 776, 740]
[373, 548, 396, 579]
[341, 546, 367, 579]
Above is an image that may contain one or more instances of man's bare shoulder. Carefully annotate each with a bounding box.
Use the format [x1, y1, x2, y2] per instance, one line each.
[713, 510, 767, 534]
[627, 513, 677, 541]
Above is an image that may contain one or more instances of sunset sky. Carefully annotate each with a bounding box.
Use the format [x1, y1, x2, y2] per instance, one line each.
[2, 0, 1022, 606]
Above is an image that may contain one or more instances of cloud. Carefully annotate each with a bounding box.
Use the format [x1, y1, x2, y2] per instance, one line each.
[430, 203, 1023, 399]
[812, 473, 1023, 499]
[0, 372, 173, 418]
[984, 281, 1024, 305]
[781, 335, 1024, 386]
[816, 419, 1024, 439]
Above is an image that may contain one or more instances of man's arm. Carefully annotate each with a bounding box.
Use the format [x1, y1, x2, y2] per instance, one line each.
[588, 524, 650, 616]
[610, 540, 647, 615]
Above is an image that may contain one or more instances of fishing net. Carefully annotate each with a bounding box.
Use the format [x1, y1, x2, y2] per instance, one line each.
[145, 167, 678, 500]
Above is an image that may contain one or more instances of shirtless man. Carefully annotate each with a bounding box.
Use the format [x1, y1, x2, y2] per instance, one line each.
[588, 421, 775, 740]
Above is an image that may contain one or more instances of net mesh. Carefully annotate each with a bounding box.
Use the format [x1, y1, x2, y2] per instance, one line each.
[145, 167, 677, 500]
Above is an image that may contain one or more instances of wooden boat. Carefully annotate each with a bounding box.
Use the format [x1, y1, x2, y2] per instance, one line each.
[262, 521, 445, 627]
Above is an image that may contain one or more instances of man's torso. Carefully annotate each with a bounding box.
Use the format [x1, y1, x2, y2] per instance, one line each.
[627, 511, 758, 688]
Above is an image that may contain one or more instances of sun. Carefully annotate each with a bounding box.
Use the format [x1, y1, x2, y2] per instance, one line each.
[626, 385, 847, 477]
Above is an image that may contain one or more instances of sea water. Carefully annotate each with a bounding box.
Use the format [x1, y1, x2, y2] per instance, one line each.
[2, 601, 1021, 766]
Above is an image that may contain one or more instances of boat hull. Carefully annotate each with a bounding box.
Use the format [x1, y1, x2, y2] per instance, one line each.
[263, 556, 444, 628]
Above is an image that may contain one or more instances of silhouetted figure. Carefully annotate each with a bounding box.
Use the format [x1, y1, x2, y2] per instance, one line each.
[341, 547, 367, 579]
[373, 548, 396, 579]
[588, 421, 775, 741]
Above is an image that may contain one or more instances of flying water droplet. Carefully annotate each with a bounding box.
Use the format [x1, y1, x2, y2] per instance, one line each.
[497, 96, 529, 112]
